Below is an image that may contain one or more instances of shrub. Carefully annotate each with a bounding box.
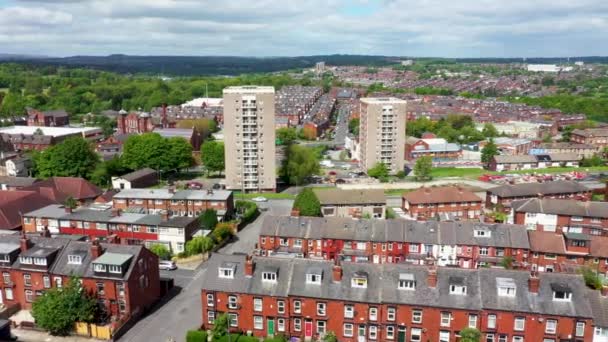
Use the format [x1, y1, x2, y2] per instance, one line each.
[236, 200, 259, 224]
[581, 266, 603, 289]
[149, 244, 171, 260]
[199, 209, 218, 230]
[211, 223, 235, 243]
[186, 330, 207, 342]
[292, 188, 321, 217]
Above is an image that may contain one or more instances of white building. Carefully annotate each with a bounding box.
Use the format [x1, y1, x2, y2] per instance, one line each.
[527, 64, 560, 72]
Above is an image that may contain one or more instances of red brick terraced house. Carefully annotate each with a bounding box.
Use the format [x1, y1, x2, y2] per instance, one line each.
[26, 108, 69, 127]
[22, 204, 198, 254]
[0, 234, 160, 322]
[486, 181, 591, 210]
[112, 188, 234, 220]
[511, 198, 608, 236]
[201, 253, 596, 342]
[571, 128, 608, 148]
[256, 216, 530, 269]
[402, 186, 483, 220]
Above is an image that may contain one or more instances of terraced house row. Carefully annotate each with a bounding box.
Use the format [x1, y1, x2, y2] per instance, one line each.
[201, 253, 607, 342]
[256, 215, 608, 274]
[0, 234, 160, 322]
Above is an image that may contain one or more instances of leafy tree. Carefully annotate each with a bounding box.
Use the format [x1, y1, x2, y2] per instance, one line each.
[499, 256, 514, 269]
[481, 139, 499, 165]
[121, 133, 167, 171]
[580, 155, 605, 167]
[459, 327, 482, 342]
[323, 331, 338, 342]
[481, 123, 499, 138]
[32, 277, 98, 336]
[542, 133, 552, 143]
[199, 209, 218, 230]
[293, 188, 321, 217]
[580, 266, 603, 289]
[33, 137, 100, 179]
[367, 163, 389, 181]
[90, 156, 130, 187]
[149, 244, 171, 260]
[406, 117, 435, 138]
[200, 140, 225, 176]
[167, 137, 194, 170]
[414, 156, 433, 181]
[211, 223, 235, 243]
[64, 196, 78, 209]
[348, 118, 360, 136]
[176, 119, 217, 139]
[280, 145, 320, 185]
[211, 313, 230, 338]
[276, 127, 297, 145]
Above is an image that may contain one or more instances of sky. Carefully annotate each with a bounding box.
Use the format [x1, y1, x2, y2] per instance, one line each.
[0, 0, 607, 58]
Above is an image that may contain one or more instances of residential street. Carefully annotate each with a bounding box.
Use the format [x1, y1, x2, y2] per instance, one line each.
[118, 200, 293, 342]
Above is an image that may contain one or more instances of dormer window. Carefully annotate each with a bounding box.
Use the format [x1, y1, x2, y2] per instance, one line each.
[218, 263, 236, 279]
[552, 283, 572, 301]
[306, 267, 323, 285]
[351, 271, 368, 288]
[94, 264, 106, 272]
[262, 272, 277, 282]
[0, 254, 9, 263]
[449, 277, 467, 295]
[496, 277, 516, 297]
[20, 256, 32, 265]
[398, 273, 415, 290]
[68, 255, 82, 265]
[33, 257, 47, 266]
[474, 230, 490, 237]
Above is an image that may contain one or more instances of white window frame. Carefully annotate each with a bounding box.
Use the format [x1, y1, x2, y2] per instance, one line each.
[576, 322, 585, 337]
[317, 302, 326, 316]
[440, 312, 451, 327]
[412, 309, 422, 323]
[253, 316, 263, 330]
[514, 317, 525, 331]
[253, 297, 262, 312]
[545, 319, 557, 334]
[344, 305, 354, 318]
[343, 323, 354, 337]
[487, 314, 496, 329]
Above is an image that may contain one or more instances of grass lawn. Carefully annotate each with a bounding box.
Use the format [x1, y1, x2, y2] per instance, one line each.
[385, 189, 412, 196]
[497, 166, 608, 175]
[233, 192, 296, 200]
[428, 166, 608, 179]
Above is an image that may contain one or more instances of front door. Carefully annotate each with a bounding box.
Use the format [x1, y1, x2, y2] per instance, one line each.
[358, 324, 366, 342]
[373, 255, 379, 264]
[267, 318, 275, 337]
[304, 320, 313, 341]
[398, 326, 406, 342]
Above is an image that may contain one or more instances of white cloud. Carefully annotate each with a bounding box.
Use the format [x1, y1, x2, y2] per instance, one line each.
[1, 0, 607, 57]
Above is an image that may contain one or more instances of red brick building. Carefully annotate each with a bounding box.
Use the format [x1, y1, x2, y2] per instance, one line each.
[117, 112, 154, 135]
[571, 128, 608, 148]
[26, 108, 69, 127]
[201, 254, 595, 342]
[23, 176, 103, 205]
[512, 198, 608, 236]
[486, 181, 591, 210]
[402, 186, 483, 220]
[112, 188, 234, 219]
[257, 216, 530, 269]
[0, 234, 160, 321]
[404, 137, 462, 161]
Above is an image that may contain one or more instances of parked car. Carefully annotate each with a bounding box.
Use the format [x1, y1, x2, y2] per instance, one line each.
[251, 196, 268, 202]
[159, 260, 177, 271]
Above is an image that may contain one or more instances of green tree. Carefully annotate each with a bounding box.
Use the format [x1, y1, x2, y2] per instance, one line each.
[367, 163, 389, 181]
[276, 127, 297, 145]
[281, 145, 320, 185]
[121, 133, 169, 171]
[293, 188, 321, 217]
[481, 123, 499, 138]
[200, 140, 225, 176]
[542, 133, 552, 143]
[323, 331, 338, 342]
[167, 137, 193, 170]
[32, 277, 98, 336]
[459, 327, 482, 342]
[481, 139, 499, 166]
[64, 196, 78, 209]
[199, 209, 218, 230]
[499, 256, 514, 269]
[33, 137, 100, 179]
[211, 313, 230, 338]
[149, 244, 171, 260]
[348, 118, 360, 136]
[414, 156, 433, 181]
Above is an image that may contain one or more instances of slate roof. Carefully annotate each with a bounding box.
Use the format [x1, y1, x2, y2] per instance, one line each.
[259, 216, 530, 248]
[202, 253, 594, 318]
[113, 188, 232, 201]
[0, 176, 39, 188]
[117, 168, 157, 182]
[512, 198, 608, 219]
[586, 290, 608, 327]
[547, 153, 581, 162]
[493, 155, 537, 164]
[572, 128, 608, 138]
[313, 188, 386, 206]
[402, 186, 482, 204]
[488, 181, 589, 198]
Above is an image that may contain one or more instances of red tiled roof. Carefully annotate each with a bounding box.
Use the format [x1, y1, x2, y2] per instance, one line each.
[95, 189, 118, 203]
[528, 231, 566, 254]
[24, 177, 102, 202]
[402, 186, 482, 204]
[590, 236, 608, 258]
[0, 191, 55, 230]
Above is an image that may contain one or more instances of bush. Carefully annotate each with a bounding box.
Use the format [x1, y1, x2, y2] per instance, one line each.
[199, 209, 218, 230]
[293, 188, 322, 217]
[211, 223, 235, 243]
[581, 267, 603, 289]
[149, 244, 171, 260]
[184, 236, 215, 257]
[236, 200, 259, 224]
[186, 330, 207, 342]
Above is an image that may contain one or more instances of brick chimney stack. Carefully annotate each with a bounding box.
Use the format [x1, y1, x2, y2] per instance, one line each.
[528, 272, 540, 293]
[602, 286, 608, 297]
[427, 266, 438, 288]
[245, 255, 254, 277]
[64, 206, 73, 214]
[161, 103, 168, 129]
[332, 259, 343, 282]
[90, 239, 103, 260]
[40, 226, 51, 238]
[20, 231, 30, 252]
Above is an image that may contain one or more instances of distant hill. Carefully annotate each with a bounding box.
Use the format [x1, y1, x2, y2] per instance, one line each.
[3, 54, 607, 76]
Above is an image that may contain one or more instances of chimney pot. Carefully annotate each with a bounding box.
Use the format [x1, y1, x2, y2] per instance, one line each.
[90, 239, 103, 259]
[20, 231, 30, 252]
[332, 260, 343, 282]
[245, 255, 254, 277]
[65, 206, 72, 214]
[528, 272, 540, 293]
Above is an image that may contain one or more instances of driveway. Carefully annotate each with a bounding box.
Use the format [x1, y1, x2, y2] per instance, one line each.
[118, 200, 292, 342]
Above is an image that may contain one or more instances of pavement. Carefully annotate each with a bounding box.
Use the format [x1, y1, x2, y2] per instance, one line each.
[117, 200, 293, 342]
[13, 330, 105, 342]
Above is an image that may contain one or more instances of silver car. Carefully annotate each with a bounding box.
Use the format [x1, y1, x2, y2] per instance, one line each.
[159, 260, 177, 271]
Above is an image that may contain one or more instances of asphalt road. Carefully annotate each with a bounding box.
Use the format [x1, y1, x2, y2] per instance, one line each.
[118, 200, 293, 342]
[333, 105, 350, 146]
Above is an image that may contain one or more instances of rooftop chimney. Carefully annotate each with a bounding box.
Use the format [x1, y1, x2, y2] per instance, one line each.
[90, 239, 103, 260]
[40, 226, 51, 238]
[427, 266, 438, 288]
[528, 272, 540, 294]
[244, 255, 254, 277]
[161, 103, 168, 129]
[20, 231, 30, 252]
[332, 259, 343, 282]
